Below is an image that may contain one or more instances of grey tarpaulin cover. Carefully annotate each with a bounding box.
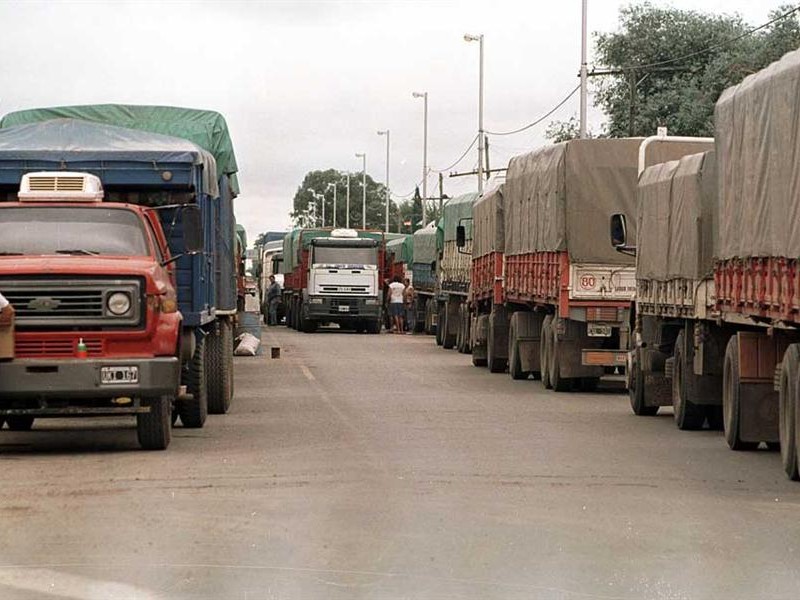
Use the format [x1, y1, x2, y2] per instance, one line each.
[637, 152, 717, 281]
[503, 138, 713, 264]
[472, 185, 504, 259]
[715, 48, 800, 259]
[412, 221, 437, 264]
[0, 118, 219, 197]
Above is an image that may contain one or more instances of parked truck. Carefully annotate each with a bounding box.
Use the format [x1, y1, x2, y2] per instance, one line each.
[258, 239, 284, 324]
[411, 222, 438, 334]
[385, 235, 413, 283]
[436, 192, 479, 350]
[613, 49, 800, 480]
[282, 228, 385, 333]
[462, 138, 708, 388]
[0, 114, 238, 448]
[0, 107, 240, 424]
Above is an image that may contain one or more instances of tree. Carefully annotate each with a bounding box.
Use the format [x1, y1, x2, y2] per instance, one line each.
[590, 4, 800, 137]
[290, 169, 402, 231]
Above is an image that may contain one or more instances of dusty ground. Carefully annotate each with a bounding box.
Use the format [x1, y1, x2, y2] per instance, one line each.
[0, 325, 798, 599]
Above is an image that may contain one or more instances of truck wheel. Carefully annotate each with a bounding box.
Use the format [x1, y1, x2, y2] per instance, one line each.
[723, 335, 758, 451]
[207, 319, 233, 415]
[414, 299, 425, 333]
[541, 316, 553, 389]
[672, 331, 706, 430]
[442, 303, 457, 349]
[549, 321, 571, 392]
[508, 315, 526, 380]
[629, 348, 658, 416]
[180, 335, 208, 428]
[779, 344, 800, 480]
[137, 395, 172, 450]
[6, 416, 34, 431]
[463, 308, 472, 354]
[487, 311, 507, 373]
[455, 305, 465, 352]
[472, 314, 488, 367]
[367, 319, 382, 334]
[436, 303, 445, 346]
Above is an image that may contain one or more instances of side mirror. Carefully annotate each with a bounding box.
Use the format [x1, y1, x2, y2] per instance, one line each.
[456, 225, 466, 248]
[610, 213, 627, 249]
[182, 205, 203, 254]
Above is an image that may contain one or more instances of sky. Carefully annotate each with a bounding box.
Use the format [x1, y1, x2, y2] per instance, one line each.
[0, 0, 786, 242]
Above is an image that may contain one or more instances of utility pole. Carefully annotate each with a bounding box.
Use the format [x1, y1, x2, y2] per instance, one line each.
[439, 172, 444, 214]
[345, 173, 350, 229]
[580, 0, 588, 139]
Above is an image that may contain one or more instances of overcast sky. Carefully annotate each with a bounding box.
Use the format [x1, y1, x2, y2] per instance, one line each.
[0, 0, 784, 241]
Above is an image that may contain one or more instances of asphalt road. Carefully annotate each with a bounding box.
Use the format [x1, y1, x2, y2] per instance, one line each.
[1, 324, 799, 600]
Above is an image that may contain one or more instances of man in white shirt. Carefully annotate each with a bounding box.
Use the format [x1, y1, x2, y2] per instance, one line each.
[387, 276, 405, 334]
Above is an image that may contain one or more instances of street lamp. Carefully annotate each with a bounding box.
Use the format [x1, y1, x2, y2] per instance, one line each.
[305, 188, 321, 227]
[464, 32, 484, 194]
[377, 130, 390, 233]
[326, 182, 338, 228]
[345, 172, 350, 229]
[355, 152, 366, 229]
[412, 91, 428, 223]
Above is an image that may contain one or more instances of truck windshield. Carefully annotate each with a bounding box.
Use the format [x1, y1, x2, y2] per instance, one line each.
[0, 206, 150, 256]
[313, 246, 378, 266]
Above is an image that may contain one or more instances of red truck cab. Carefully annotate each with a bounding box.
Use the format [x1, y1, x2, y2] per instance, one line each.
[0, 172, 192, 449]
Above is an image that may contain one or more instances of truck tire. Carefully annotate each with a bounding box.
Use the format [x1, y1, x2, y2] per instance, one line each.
[414, 299, 425, 333]
[180, 335, 208, 428]
[137, 395, 172, 450]
[442, 302, 457, 349]
[472, 314, 488, 367]
[541, 315, 553, 389]
[6, 416, 34, 431]
[549, 320, 571, 392]
[455, 305, 464, 352]
[301, 313, 318, 333]
[508, 314, 526, 380]
[462, 307, 472, 354]
[487, 310, 507, 373]
[672, 331, 706, 430]
[435, 303, 445, 346]
[207, 319, 233, 415]
[779, 344, 800, 480]
[723, 335, 758, 451]
[367, 319, 382, 334]
[629, 347, 658, 416]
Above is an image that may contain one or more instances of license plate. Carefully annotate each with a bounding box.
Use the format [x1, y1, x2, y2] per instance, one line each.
[100, 366, 139, 385]
[587, 324, 612, 337]
[338, 305, 350, 313]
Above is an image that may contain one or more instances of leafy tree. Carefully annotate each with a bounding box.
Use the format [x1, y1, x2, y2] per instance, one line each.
[290, 169, 402, 231]
[592, 3, 800, 137]
[544, 116, 603, 143]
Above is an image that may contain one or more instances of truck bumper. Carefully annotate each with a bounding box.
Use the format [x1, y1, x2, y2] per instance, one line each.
[306, 297, 381, 320]
[0, 357, 180, 400]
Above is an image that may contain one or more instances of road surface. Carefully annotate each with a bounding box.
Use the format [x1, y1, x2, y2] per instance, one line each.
[0, 325, 798, 599]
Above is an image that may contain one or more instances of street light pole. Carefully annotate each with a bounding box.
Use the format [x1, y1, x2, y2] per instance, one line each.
[377, 130, 390, 233]
[305, 188, 319, 227]
[464, 33, 484, 194]
[345, 173, 350, 229]
[326, 182, 338, 228]
[355, 152, 366, 229]
[580, 0, 588, 139]
[412, 91, 428, 223]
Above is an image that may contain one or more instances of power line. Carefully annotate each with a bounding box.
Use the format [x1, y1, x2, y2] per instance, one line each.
[485, 85, 581, 136]
[430, 134, 479, 173]
[593, 4, 800, 74]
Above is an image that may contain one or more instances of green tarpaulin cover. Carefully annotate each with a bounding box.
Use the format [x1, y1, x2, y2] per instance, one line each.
[0, 104, 239, 194]
[412, 221, 438, 264]
[387, 235, 413, 264]
[437, 192, 479, 251]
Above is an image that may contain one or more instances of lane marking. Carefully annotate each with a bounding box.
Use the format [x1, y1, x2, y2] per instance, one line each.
[300, 365, 316, 381]
[0, 567, 159, 599]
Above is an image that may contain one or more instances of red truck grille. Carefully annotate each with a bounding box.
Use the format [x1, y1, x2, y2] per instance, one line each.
[14, 338, 104, 359]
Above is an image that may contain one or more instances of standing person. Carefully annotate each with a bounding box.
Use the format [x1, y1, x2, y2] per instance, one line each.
[403, 278, 416, 334]
[266, 275, 282, 326]
[387, 275, 405, 333]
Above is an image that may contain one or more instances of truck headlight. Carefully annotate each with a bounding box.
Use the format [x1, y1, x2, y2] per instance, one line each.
[107, 292, 132, 316]
[309, 297, 323, 304]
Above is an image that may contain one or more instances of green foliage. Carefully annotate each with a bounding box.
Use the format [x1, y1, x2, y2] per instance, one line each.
[544, 116, 603, 143]
[291, 169, 402, 231]
[592, 3, 800, 137]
